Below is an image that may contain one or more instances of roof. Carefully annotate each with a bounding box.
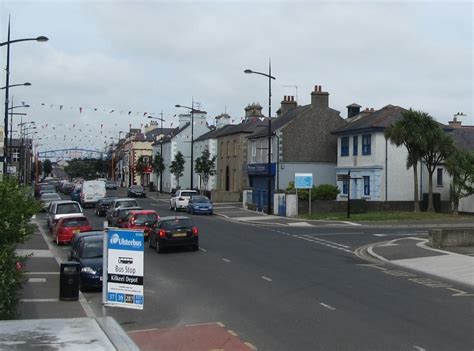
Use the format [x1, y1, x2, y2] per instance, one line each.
[152, 122, 190, 145]
[331, 105, 408, 135]
[194, 120, 266, 142]
[451, 127, 474, 151]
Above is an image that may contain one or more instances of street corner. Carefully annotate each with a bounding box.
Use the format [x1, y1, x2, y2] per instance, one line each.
[128, 322, 257, 351]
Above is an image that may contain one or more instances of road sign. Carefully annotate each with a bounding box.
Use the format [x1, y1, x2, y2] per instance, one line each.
[104, 229, 144, 310]
[294, 173, 313, 189]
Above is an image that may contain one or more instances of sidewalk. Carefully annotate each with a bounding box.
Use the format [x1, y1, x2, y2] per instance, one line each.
[367, 237, 474, 288]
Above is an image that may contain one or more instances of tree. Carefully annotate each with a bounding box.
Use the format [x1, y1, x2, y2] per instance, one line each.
[43, 159, 52, 177]
[385, 109, 426, 212]
[445, 148, 474, 215]
[194, 149, 216, 192]
[169, 151, 185, 189]
[152, 153, 165, 192]
[135, 156, 149, 185]
[419, 118, 455, 212]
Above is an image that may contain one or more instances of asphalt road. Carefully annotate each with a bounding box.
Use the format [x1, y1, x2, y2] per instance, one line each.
[37, 190, 474, 351]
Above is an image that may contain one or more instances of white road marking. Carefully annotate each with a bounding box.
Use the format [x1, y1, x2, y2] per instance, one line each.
[244, 342, 258, 350]
[185, 322, 221, 327]
[288, 222, 313, 227]
[216, 322, 225, 327]
[222, 258, 231, 263]
[20, 298, 59, 302]
[373, 234, 387, 237]
[28, 278, 46, 283]
[261, 276, 272, 282]
[319, 303, 336, 311]
[227, 330, 238, 336]
[199, 248, 207, 252]
[339, 221, 362, 226]
[25, 272, 59, 275]
[413, 346, 426, 351]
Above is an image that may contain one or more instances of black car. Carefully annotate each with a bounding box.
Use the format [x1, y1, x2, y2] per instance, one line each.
[70, 235, 103, 290]
[148, 216, 198, 253]
[127, 185, 146, 198]
[105, 181, 118, 190]
[95, 197, 117, 217]
[68, 230, 103, 261]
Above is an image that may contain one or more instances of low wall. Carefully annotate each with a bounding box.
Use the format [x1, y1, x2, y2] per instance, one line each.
[211, 190, 241, 203]
[429, 228, 474, 248]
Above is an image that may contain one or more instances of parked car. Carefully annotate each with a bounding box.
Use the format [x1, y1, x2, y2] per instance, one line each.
[106, 198, 139, 224]
[109, 206, 142, 227]
[80, 180, 106, 208]
[47, 200, 83, 232]
[148, 216, 199, 253]
[95, 197, 117, 217]
[187, 196, 213, 215]
[52, 215, 93, 245]
[68, 230, 103, 261]
[123, 210, 159, 240]
[70, 235, 104, 290]
[38, 185, 56, 198]
[127, 185, 146, 198]
[169, 190, 198, 211]
[105, 180, 118, 190]
[39, 192, 62, 212]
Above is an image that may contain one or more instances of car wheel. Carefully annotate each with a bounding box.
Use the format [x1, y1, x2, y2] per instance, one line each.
[169, 203, 173, 210]
[55, 235, 60, 246]
[148, 236, 153, 248]
[192, 244, 199, 251]
[156, 240, 163, 253]
[174, 204, 177, 212]
[209, 211, 213, 215]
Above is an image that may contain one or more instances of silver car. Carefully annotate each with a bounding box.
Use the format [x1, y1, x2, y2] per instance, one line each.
[47, 200, 83, 232]
[39, 193, 62, 212]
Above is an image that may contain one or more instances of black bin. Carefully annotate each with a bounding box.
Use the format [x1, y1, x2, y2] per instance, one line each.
[59, 262, 80, 301]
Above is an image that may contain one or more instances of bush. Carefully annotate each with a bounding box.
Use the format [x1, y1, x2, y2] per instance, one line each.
[0, 179, 40, 319]
[286, 182, 339, 201]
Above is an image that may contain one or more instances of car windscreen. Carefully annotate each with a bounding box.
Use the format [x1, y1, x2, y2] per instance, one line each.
[41, 194, 61, 201]
[82, 240, 103, 259]
[191, 196, 209, 203]
[162, 218, 193, 230]
[130, 185, 143, 190]
[63, 217, 89, 227]
[41, 185, 55, 191]
[135, 213, 157, 225]
[56, 203, 81, 214]
[117, 200, 138, 208]
[181, 192, 197, 197]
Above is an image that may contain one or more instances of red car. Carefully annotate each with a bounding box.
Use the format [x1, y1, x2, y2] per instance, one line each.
[123, 210, 159, 239]
[53, 215, 93, 245]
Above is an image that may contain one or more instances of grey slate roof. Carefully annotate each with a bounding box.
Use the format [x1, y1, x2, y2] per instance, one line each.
[194, 119, 267, 142]
[152, 122, 190, 145]
[451, 127, 474, 151]
[331, 105, 408, 135]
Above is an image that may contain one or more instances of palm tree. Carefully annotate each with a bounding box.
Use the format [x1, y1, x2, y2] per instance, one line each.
[384, 109, 426, 212]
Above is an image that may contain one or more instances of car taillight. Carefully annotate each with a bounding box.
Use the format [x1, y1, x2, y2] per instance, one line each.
[192, 227, 198, 236]
[159, 229, 166, 238]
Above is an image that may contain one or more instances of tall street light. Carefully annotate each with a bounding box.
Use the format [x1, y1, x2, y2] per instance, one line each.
[148, 113, 165, 193]
[175, 103, 198, 190]
[2, 16, 48, 176]
[244, 60, 276, 215]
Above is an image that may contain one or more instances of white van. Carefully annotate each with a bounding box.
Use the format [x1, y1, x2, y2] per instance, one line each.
[80, 180, 106, 207]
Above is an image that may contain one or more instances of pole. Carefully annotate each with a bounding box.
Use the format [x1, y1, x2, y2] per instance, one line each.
[3, 17, 11, 176]
[160, 110, 163, 194]
[267, 59, 272, 215]
[347, 170, 351, 218]
[190, 100, 194, 190]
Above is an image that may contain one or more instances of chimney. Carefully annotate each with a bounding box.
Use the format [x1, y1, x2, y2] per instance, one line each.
[215, 113, 231, 128]
[448, 116, 462, 128]
[178, 113, 191, 128]
[280, 95, 297, 116]
[346, 103, 361, 118]
[311, 85, 329, 109]
[244, 102, 264, 119]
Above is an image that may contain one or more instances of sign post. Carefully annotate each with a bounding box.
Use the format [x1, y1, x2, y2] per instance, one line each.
[103, 228, 144, 310]
[295, 173, 314, 215]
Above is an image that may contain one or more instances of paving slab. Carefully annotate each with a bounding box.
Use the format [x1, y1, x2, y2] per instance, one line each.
[22, 257, 60, 273]
[18, 300, 87, 319]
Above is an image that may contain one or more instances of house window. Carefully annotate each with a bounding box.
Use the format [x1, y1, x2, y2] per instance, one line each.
[437, 168, 443, 186]
[362, 134, 371, 155]
[251, 140, 256, 163]
[363, 176, 370, 196]
[341, 137, 349, 157]
[353, 136, 358, 156]
[342, 180, 348, 195]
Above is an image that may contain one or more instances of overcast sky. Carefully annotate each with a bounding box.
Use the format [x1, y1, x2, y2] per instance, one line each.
[1, 0, 472, 155]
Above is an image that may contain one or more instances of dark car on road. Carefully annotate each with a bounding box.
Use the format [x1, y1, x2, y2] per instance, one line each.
[105, 180, 118, 190]
[106, 198, 139, 224]
[95, 196, 117, 217]
[68, 230, 103, 261]
[70, 235, 104, 290]
[109, 206, 142, 227]
[187, 196, 213, 215]
[127, 185, 146, 198]
[148, 216, 199, 253]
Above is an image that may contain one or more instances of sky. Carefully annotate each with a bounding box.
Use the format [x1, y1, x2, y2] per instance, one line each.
[1, 0, 472, 156]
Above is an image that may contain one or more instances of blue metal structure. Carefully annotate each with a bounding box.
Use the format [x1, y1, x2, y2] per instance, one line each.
[38, 148, 108, 160]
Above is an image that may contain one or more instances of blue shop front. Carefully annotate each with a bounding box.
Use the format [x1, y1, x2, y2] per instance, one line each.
[247, 163, 276, 211]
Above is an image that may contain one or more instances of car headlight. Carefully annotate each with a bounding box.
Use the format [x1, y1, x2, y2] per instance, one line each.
[81, 267, 97, 274]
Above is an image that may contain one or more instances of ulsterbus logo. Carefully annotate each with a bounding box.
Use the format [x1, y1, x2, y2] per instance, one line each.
[110, 234, 120, 245]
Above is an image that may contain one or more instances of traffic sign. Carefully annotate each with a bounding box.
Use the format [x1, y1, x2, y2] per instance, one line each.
[295, 173, 313, 189]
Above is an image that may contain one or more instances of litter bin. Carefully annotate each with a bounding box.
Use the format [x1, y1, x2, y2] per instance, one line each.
[59, 262, 80, 301]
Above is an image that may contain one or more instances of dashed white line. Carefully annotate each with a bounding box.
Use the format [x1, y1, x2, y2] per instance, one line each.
[261, 276, 272, 282]
[319, 303, 336, 311]
[227, 330, 238, 336]
[25, 272, 59, 275]
[413, 346, 426, 351]
[199, 248, 207, 252]
[222, 258, 231, 263]
[20, 298, 59, 302]
[28, 278, 46, 283]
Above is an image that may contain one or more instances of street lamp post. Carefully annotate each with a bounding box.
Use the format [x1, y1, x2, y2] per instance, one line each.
[2, 16, 48, 176]
[244, 60, 276, 215]
[148, 113, 165, 193]
[175, 103, 197, 190]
